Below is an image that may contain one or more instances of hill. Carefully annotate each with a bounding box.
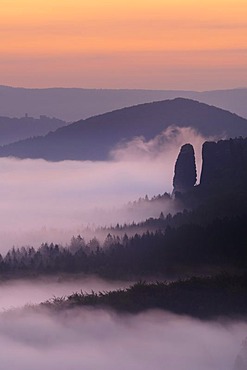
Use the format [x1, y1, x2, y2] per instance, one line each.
[0, 98, 246, 161]
[1, 85, 247, 121]
[41, 275, 247, 319]
[0, 115, 67, 146]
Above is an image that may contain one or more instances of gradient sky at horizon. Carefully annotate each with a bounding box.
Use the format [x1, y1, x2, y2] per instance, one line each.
[0, 0, 247, 90]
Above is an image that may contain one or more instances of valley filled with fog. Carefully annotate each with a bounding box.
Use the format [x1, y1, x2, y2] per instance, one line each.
[0, 126, 206, 253]
[0, 125, 244, 370]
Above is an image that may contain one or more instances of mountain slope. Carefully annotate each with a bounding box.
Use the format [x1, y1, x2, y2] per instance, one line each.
[195, 88, 247, 120]
[0, 98, 246, 161]
[1, 85, 247, 121]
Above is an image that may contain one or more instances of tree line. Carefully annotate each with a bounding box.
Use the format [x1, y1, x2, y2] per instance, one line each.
[0, 212, 246, 280]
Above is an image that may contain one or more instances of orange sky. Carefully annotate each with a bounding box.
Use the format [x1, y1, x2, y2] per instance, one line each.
[0, 0, 247, 89]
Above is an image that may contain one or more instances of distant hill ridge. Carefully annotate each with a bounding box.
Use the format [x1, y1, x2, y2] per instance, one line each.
[1, 85, 247, 121]
[0, 98, 246, 161]
[0, 115, 67, 146]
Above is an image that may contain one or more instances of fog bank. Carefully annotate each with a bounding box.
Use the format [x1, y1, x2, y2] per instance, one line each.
[0, 126, 209, 252]
[0, 307, 245, 370]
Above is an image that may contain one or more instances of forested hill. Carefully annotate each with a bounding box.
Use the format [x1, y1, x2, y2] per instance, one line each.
[0, 98, 246, 161]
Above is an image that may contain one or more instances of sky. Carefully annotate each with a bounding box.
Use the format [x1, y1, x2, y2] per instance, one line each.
[0, 0, 247, 90]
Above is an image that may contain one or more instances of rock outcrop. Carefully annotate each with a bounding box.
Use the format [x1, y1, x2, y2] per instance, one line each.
[173, 137, 247, 196]
[200, 137, 247, 190]
[173, 144, 197, 194]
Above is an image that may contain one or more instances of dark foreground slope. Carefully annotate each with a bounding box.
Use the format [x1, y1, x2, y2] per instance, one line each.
[41, 275, 247, 319]
[0, 98, 246, 161]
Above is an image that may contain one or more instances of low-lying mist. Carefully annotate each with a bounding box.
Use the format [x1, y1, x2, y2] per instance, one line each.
[0, 276, 130, 311]
[0, 305, 245, 370]
[0, 126, 209, 253]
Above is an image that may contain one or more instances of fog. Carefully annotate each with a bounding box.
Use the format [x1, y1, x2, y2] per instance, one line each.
[111, 125, 206, 176]
[0, 127, 243, 370]
[0, 126, 209, 253]
[0, 276, 130, 311]
[0, 305, 245, 370]
[0, 273, 244, 370]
